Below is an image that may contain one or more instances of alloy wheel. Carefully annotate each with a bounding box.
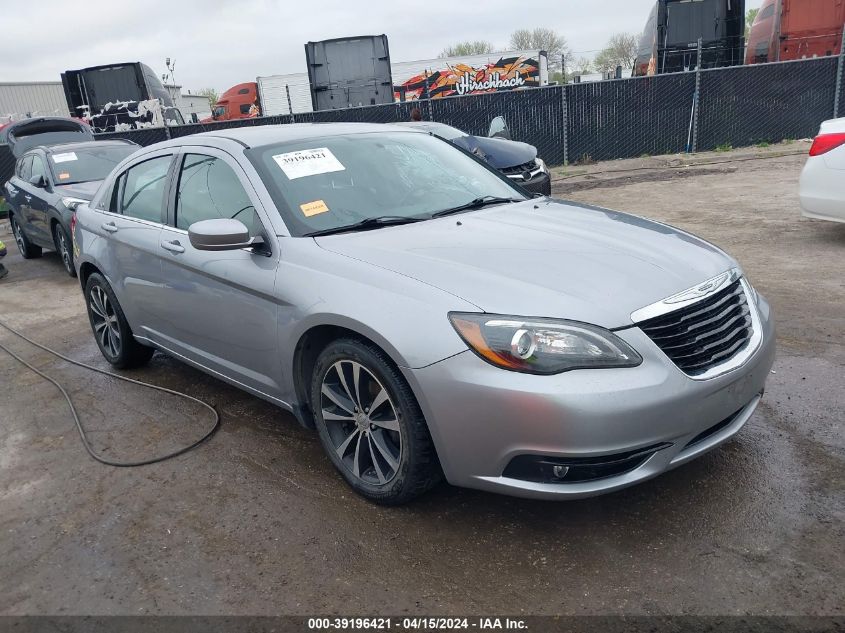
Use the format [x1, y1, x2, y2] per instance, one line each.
[57, 229, 72, 273]
[11, 219, 25, 255]
[320, 360, 402, 485]
[89, 286, 121, 358]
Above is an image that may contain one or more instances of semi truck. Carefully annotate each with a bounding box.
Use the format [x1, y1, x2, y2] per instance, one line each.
[633, 0, 746, 76]
[392, 50, 549, 101]
[746, 0, 844, 65]
[61, 62, 184, 132]
[203, 82, 260, 122]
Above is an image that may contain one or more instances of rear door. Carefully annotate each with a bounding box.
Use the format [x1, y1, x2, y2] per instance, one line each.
[94, 150, 175, 335]
[5, 155, 31, 219]
[154, 147, 283, 398]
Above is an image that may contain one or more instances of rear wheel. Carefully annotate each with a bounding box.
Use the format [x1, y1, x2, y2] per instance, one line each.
[84, 273, 154, 369]
[9, 214, 42, 259]
[53, 223, 77, 277]
[310, 338, 441, 505]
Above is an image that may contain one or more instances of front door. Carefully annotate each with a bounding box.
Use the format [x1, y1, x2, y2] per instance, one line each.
[18, 154, 52, 247]
[154, 148, 283, 398]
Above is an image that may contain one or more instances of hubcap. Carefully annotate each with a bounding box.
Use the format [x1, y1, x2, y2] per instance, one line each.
[89, 286, 121, 358]
[11, 219, 25, 254]
[320, 360, 402, 485]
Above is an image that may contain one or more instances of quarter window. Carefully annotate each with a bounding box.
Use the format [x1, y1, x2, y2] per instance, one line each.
[175, 154, 262, 236]
[119, 156, 172, 223]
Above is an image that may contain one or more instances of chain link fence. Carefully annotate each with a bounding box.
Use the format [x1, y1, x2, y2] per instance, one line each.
[2, 55, 843, 188]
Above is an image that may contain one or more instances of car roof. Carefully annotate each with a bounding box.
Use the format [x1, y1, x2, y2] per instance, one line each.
[38, 139, 136, 154]
[159, 122, 426, 150]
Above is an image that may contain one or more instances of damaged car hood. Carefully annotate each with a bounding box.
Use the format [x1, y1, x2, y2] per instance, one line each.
[314, 199, 738, 328]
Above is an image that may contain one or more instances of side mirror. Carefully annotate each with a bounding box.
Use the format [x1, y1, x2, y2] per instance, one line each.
[188, 218, 258, 251]
[488, 116, 511, 140]
[29, 174, 47, 188]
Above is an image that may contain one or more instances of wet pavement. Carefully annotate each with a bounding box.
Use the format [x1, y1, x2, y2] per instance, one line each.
[0, 145, 842, 615]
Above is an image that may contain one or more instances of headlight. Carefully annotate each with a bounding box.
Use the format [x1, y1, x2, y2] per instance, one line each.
[535, 157, 549, 174]
[449, 313, 642, 375]
[61, 197, 88, 211]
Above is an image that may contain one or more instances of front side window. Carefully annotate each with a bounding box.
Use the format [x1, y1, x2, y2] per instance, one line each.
[48, 144, 137, 185]
[119, 156, 172, 223]
[247, 131, 524, 237]
[175, 154, 262, 236]
[30, 155, 47, 182]
[239, 103, 252, 115]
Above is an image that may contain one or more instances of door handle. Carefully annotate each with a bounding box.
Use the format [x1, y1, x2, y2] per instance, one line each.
[161, 240, 185, 254]
[101, 222, 118, 233]
[24, 195, 31, 202]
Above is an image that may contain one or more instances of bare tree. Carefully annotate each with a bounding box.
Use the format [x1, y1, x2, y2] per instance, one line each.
[594, 33, 639, 73]
[571, 56, 595, 76]
[439, 41, 495, 58]
[509, 28, 571, 70]
[197, 88, 220, 105]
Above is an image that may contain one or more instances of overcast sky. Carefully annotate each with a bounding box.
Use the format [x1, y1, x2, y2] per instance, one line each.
[1, 0, 763, 92]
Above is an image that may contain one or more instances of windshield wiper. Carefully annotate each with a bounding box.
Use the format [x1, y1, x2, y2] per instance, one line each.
[304, 216, 427, 237]
[430, 196, 522, 219]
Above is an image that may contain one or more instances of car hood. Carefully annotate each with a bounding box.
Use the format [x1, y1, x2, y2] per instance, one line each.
[315, 199, 738, 328]
[55, 180, 101, 200]
[453, 136, 537, 169]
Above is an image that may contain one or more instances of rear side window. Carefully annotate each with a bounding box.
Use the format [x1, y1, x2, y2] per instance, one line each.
[175, 153, 262, 236]
[17, 155, 33, 180]
[119, 156, 172, 223]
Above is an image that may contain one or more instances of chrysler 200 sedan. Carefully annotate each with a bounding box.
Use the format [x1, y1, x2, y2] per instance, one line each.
[73, 123, 775, 504]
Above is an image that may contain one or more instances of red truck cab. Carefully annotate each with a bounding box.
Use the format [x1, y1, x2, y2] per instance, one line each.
[747, 0, 844, 64]
[202, 82, 259, 122]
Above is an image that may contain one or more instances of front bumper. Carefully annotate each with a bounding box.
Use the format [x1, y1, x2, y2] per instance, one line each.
[403, 294, 775, 500]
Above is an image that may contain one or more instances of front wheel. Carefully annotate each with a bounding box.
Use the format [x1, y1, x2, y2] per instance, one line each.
[84, 273, 154, 369]
[53, 223, 76, 277]
[310, 338, 441, 505]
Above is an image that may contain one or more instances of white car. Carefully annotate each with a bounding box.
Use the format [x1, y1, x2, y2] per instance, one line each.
[799, 117, 845, 224]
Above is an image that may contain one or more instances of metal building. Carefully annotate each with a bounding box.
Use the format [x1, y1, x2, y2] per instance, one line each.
[0, 82, 70, 122]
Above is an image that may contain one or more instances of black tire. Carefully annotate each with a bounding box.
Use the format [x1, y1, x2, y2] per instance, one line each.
[9, 214, 42, 259]
[84, 273, 154, 369]
[53, 222, 77, 277]
[310, 338, 441, 505]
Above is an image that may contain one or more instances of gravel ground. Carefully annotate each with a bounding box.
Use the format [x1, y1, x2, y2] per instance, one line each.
[0, 142, 842, 617]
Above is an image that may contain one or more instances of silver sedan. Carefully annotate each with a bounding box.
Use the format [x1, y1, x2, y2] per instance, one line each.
[73, 123, 775, 504]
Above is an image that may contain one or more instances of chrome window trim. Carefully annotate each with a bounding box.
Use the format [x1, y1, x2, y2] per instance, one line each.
[631, 269, 762, 381]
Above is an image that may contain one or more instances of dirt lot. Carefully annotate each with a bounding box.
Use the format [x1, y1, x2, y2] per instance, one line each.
[0, 142, 842, 617]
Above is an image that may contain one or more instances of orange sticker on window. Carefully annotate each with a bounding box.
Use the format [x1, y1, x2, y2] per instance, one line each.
[300, 199, 329, 217]
[58, 172, 70, 180]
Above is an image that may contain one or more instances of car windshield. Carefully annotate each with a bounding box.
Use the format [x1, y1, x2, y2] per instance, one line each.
[399, 122, 468, 141]
[247, 131, 526, 237]
[48, 144, 138, 185]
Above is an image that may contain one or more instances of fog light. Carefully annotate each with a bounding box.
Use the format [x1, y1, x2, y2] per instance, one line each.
[552, 465, 569, 479]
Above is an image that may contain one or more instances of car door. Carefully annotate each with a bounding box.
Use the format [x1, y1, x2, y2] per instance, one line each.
[22, 153, 53, 247]
[154, 147, 283, 398]
[5, 155, 31, 224]
[93, 150, 175, 336]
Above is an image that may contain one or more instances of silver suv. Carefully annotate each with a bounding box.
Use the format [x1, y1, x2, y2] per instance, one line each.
[73, 123, 776, 504]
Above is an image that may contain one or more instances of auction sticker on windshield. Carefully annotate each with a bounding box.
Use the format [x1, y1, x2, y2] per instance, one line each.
[272, 148, 345, 180]
[52, 152, 78, 163]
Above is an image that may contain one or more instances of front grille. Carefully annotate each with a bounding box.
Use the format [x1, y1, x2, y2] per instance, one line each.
[500, 159, 538, 176]
[638, 279, 753, 376]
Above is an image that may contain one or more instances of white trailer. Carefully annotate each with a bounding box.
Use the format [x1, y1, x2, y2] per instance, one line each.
[256, 74, 314, 116]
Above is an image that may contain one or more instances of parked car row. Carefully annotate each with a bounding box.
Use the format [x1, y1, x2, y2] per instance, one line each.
[1, 114, 802, 506]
